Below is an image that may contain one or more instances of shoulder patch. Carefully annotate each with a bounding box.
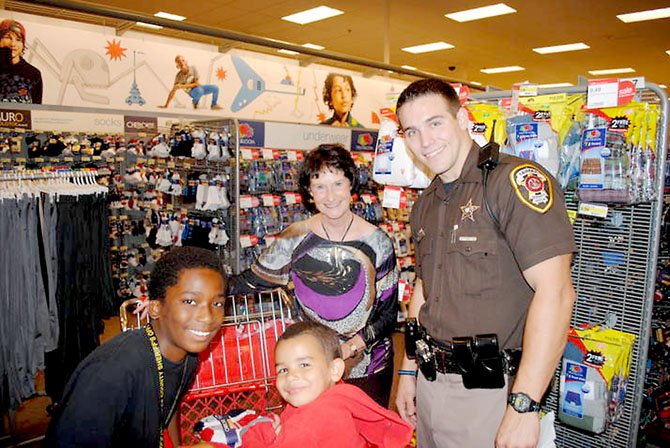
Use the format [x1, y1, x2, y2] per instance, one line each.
[509, 164, 553, 213]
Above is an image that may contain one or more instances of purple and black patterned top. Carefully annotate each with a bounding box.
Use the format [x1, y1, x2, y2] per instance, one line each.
[229, 222, 399, 378]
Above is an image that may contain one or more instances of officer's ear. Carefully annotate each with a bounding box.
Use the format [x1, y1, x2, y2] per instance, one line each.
[148, 300, 162, 320]
[456, 107, 469, 131]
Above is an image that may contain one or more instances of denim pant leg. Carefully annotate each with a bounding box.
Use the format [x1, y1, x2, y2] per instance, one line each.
[189, 86, 205, 106]
[200, 84, 219, 106]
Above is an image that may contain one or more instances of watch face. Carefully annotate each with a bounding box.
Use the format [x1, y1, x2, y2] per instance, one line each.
[513, 394, 530, 412]
[509, 393, 538, 413]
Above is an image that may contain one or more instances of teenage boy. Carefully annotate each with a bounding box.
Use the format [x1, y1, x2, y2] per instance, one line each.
[242, 321, 412, 448]
[44, 246, 227, 448]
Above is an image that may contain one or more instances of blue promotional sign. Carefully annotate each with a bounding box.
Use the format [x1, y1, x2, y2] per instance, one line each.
[351, 129, 378, 152]
[238, 120, 265, 147]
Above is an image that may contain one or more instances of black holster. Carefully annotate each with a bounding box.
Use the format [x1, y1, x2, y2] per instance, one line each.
[453, 334, 505, 389]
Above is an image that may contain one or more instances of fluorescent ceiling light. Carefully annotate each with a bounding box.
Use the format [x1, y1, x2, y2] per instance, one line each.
[135, 22, 163, 30]
[302, 43, 325, 50]
[470, 81, 482, 86]
[666, 50, 670, 56]
[282, 6, 343, 25]
[659, 84, 667, 89]
[617, 7, 670, 23]
[537, 82, 574, 88]
[401, 65, 417, 70]
[402, 41, 454, 54]
[480, 65, 525, 74]
[278, 49, 300, 55]
[533, 42, 590, 54]
[445, 3, 516, 22]
[588, 67, 636, 75]
[154, 11, 186, 21]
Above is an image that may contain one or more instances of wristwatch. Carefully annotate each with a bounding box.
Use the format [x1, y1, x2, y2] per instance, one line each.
[507, 392, 541, 413]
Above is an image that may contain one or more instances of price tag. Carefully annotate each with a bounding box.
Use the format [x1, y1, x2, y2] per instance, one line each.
[239, 195, 258, 209]
[81, 156, 91, 162]
[262, 148, 277, 159]
[586, 78, 636, 109]
[63, 157, 74, 162]
[261, 194, 278, 207]
[240, 235, 258, 248]
[33, 157, 44, 162]
[284, 192, 297, 205]
[382, 186, 402, 209]
[286, 150, 298, 161]
[92, 155, 102, 161]
[360, 152, 374, 162]
[518, 83, 538, 97]
[167, 161, 176, 168]
[241, 148, 254, 160]
[578, 202, 608, 218]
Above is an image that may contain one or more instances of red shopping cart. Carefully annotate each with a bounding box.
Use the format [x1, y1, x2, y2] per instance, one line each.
[177, 288, 293, 444]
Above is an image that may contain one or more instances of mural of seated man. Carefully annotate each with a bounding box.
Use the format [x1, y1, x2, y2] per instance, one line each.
[159, 55, 221, 110]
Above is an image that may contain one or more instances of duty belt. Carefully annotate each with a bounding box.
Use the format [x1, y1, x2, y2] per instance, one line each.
[425, 334, 522, 376]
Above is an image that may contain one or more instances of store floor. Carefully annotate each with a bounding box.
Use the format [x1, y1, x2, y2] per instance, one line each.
[1, 319, 406, 447]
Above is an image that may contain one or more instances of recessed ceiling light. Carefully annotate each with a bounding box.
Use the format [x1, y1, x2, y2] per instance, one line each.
[533, 43, 590, 54]
[588, 67, 636, 76]
[302, 43, 325, 50]
[470, 81, 482, 86]
[402, 41, 454, 54]
[445, 3, 516, 22]
[401, 65, 417, 70]
[278, 49, 300, 56]
[282, 6, 343, 25]
[617, 7, 670, 23]
[135, 22, 163, 30]
[480, 65, 525, 74]
[154, 11, 186, 21]
[537, 82, 574, 88]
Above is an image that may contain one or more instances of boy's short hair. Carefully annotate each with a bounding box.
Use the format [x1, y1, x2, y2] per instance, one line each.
[278, 321, 342, 361]
[148, 247, 225, 301]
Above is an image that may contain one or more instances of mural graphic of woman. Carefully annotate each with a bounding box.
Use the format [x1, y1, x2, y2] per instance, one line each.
[321, 73, 363, 128]
[0, 19, 42, 104]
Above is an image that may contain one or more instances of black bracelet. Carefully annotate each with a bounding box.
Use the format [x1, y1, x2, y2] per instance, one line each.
[397, 369, 418, 376]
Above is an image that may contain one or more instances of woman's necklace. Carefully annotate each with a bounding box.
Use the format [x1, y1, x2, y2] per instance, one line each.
[321, 213, 355, 242]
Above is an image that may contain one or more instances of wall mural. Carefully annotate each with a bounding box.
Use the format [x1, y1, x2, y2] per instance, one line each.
[0, 12, 407, 129]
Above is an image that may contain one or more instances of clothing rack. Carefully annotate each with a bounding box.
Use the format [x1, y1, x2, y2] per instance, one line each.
[0, 168, 108, 182]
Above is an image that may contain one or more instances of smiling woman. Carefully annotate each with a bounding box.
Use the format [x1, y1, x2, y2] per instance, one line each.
[229, 144, 399, 408]
[0, 18, 43, 104]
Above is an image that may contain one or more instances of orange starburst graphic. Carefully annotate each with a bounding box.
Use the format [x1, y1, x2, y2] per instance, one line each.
[317, 112, 326, 122]
[216, 67, 227, 81]
[105, 39, 127, 61]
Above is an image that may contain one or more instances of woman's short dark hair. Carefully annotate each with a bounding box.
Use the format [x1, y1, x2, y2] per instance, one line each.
[148, 246, 225, 301]
[278, 321, 342, 361]
[323, 73, 357, 110]
[396, 78, 461, 126]
[298, 144, 358, 213]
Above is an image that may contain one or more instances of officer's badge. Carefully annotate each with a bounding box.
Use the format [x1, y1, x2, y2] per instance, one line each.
[509, 164, 553, 213]
[460, 198, 480, 222]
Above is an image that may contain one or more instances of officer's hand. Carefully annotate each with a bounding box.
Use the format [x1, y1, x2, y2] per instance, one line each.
[133, 299, 150, 321]
[394, 374, 417, 427]
[495, 407, 540, 448]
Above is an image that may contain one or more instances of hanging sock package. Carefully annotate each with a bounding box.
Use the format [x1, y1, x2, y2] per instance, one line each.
[465, 103, 506, 148]
[373, 119, 432, 188]
[558, 325, 636, 434]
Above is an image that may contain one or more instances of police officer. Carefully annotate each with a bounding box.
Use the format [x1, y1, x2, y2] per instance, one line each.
[394, 78, 576, 448]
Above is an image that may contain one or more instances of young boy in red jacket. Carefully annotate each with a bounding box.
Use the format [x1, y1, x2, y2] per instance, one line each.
[243, 321, 412, 448]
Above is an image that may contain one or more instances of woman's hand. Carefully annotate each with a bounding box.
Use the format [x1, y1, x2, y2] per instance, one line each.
[340, 335, 365, 360]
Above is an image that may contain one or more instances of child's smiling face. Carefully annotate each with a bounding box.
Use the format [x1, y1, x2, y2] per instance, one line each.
[149, 267, 226, 362]
[274, 333, 344, 407]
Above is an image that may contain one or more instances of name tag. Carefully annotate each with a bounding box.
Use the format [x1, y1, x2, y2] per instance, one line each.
[459, 236, 477, 242]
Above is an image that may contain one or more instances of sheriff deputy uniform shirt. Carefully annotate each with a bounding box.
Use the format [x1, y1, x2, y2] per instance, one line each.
[411, 142, 576, 349]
